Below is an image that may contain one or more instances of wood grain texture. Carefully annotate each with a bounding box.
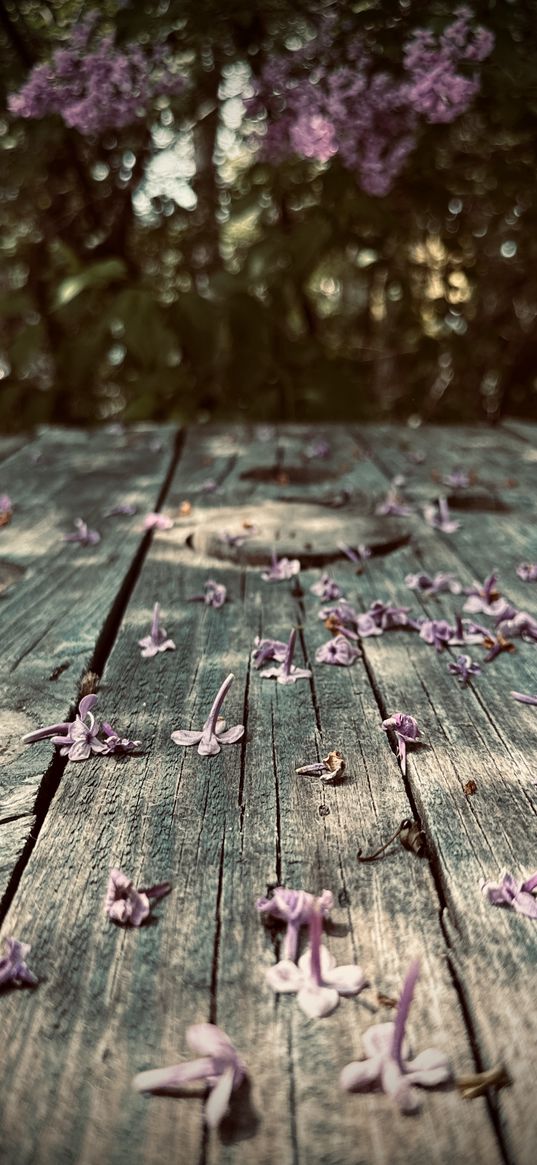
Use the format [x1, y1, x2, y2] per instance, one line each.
[2, 423, 537, 1165]
[0, 424, 177, 904]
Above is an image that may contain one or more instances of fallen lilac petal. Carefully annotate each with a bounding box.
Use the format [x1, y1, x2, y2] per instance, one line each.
[482, 871, 537, 919]
[171, 673, 244, 757]
[251, 636, 288, 668]
[101, 723, 142, 754]
[304, 437, 331, 459]
[315, 635, 359, 666]
[63, 518, 101, 546]
[463, 572, 500, 613]
[218, 524, 258, 548]
[265, 907, 367, 1017]
[340, 959, 451, 1113]
[143, 512, 174, 531]
[423, 497, 460, 533]
[419, 619, 459, 652]
[259, 628, 311, 684]
[443, 468, 471, 489]
[0, 493, 13, 524]
[310, 573, 344, 601]
[516, 563, 537, 582]
[497, 611, 537, 642]
[338, 542, 371, 565]
[448, 655, 481, 685]
[405, 571, 461, 597]
[42, 693, 108, 762]
[133, 1024, 246, 1129]
[261, 553, 301, 582]
[188, 579, 227, 608]
[0, 937, 38, 988]
[139, 603, 176, 657]
[382, 712, 421, 776]
[375, 491, 412, 517]
[256, 887, 333, 960]
[511, 691, 537, 706]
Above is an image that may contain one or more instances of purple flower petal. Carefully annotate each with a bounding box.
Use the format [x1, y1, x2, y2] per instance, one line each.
[143, 512, 174, 531]
[0, 937, 38, 988]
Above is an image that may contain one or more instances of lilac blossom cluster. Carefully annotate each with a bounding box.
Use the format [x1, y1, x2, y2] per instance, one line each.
[246, 8, 493, 196]
[8, 12, 183, 136]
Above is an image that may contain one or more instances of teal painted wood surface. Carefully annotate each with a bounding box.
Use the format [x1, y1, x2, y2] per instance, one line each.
[0, 424, 536, 1165]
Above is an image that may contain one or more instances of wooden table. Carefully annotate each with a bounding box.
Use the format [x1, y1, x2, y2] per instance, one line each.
[1, 422, 536, 1165]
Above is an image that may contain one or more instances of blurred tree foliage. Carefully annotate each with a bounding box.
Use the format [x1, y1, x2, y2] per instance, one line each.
[1, 0, 537, 429]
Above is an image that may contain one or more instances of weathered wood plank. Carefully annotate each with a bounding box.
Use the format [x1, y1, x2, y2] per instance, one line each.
[0, 425, 504, 1165]
[0, 425, 177, 903]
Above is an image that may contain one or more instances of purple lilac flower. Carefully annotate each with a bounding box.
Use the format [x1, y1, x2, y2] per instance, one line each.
[8, 13, 184, 136]
[101, 724, 142, 754]
[405, 571, 461, 597]
[23, 695, 141, 761]
[340, 959, 451, 1113]
[443, 468, 471, 489]
[133, 1024, 246, 1129]
[104, 502, 138, 518]
[358, 600, 418, 636]
[259, 629, 311, 685]
[265, 906, 367, 1019]
[448, 655, 481, 685]
[375, 490, 412, 517]
[247, 11, 491, 197]
[516, 563, 537, 583]
[423, 497, 460, 533]
[496, 611, 537, 643]
[139, 603, 176, 658]
[171, 673, 244, 757]
[419, 619, 459, 653]
[143, 512, 174, 531]
[295, 750, 346, 783]
[63, 518, 101, 546]
[316, 635, 359, 667]
[51, 694, 108, 761]
[188, 579, 227, 609]
[310, 573, 344, 601]
[304, 437, 332, 459]
[404, 9, 494, 125]
[105, 868, 170, 927]
[463, 573, 500, 614]
[0, 937, 38, 988]
[382, 712, 421, 776]
[482, 871, 537, 919]
[219, 523, 258, 548]
[256, 887, 334, 961]
[251, 636, 288, 669]
[261, 553, 300, 582]
[338, 542, 371, 566]
[319, 601, 360, 633]
[511, 691, 537, 706]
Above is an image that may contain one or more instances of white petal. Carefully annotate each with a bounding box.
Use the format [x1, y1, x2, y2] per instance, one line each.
[361, 1023, 395, 1059]
[298, 944, 335, 977]
[266, 960, 303, 994]
[340, 1058, 381, 1092]
[297, 984, 339, 1018]
[405, 1048, 451, 1087]
[323, 964, 367, 995]
[170, 730, 203, 746]
[205, 1066, 235, 1129]
[217, 724, 245, 744]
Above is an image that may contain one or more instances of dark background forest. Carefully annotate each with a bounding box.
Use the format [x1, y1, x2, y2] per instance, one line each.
[1, 0, 537, 430]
